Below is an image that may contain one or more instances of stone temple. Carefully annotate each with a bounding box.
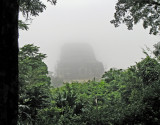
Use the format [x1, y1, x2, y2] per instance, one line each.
[56, 43, 104, 82]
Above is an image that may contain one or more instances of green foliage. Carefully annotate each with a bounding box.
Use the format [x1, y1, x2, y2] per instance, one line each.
[153, 42, 160, 58]
[111, 0, 160, 35]
[18, 44, 160, 124]
[19, 0, 57, 30]
[18, 44, 52, 125]
[19, 0, 56, 18]
[50, 76, 64, 87]
[18, 20, 29, 30]
[137, 56, 160, 84]
[19, 44, 50, 88]
[47, 54, 160, 124]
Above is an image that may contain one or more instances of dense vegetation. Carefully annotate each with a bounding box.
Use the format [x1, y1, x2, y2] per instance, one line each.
[18, 44, 160, 125]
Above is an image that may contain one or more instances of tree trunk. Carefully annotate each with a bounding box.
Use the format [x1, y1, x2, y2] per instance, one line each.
[0, 0, 19, 125]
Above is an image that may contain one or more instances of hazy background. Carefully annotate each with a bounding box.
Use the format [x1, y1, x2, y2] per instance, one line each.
[19, 0, 159, 73]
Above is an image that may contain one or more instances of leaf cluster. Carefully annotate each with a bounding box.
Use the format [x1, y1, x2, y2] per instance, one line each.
[111, 0, 160, 35]
[18, 44, 52, 125]
[18, 0, 57, 30]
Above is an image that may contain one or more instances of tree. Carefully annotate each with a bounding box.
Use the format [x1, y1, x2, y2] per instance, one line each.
[111, 0, 160, 35]
[19, 44, 51, 91]
[19, 0, 57, 30]
[18, 44, 51, 125]
[0, 1, 57, 124]
[17, 50, 159, 124]
[137, 56, 160, 84]
[19, 44, 49, 85]
[0, 0, 19, 125]
[153, 42, 160, 58]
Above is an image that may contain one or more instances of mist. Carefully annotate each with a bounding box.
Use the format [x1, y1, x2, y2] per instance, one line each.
[55, 42, 104, 82]
[19, 0, 159, 73]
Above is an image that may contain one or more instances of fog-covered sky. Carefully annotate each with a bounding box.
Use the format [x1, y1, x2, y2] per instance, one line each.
[19, 0, 159, 72]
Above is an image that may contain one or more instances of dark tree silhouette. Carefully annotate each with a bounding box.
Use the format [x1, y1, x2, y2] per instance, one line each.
[0, 0, 19, 124]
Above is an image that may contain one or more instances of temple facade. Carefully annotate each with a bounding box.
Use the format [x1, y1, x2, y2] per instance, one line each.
[56, 43, 104, 82]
